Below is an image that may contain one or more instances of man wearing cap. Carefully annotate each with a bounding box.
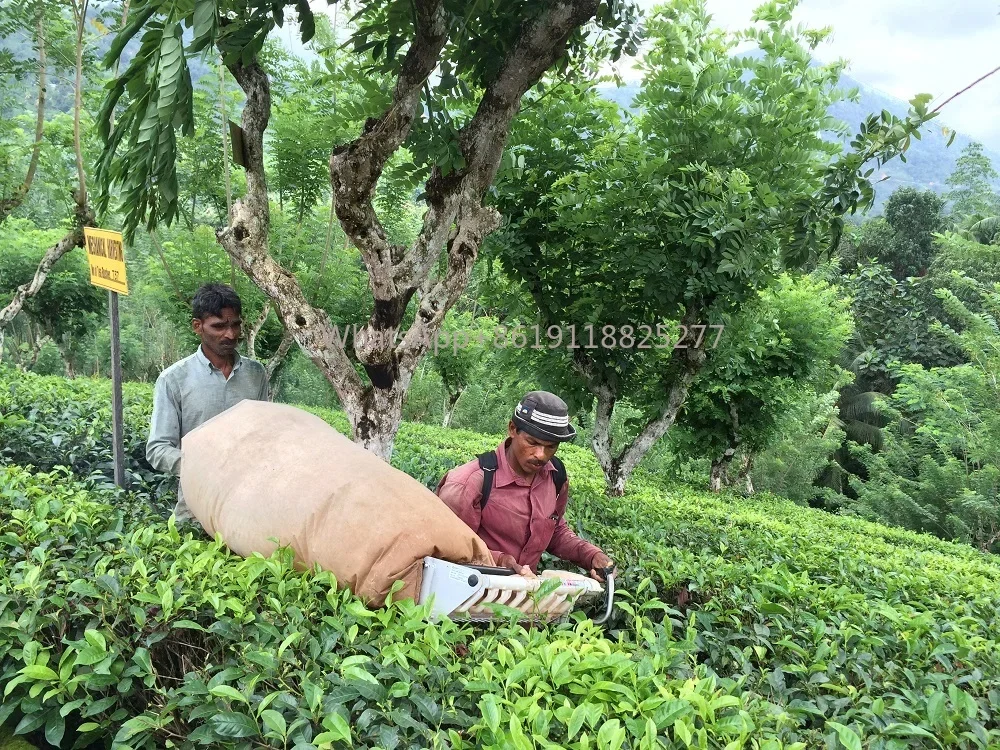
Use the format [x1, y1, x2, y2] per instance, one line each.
[435, 391, 616, 581]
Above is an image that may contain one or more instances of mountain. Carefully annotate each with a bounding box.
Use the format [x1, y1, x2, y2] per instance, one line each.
[598, 73, 1000, 216]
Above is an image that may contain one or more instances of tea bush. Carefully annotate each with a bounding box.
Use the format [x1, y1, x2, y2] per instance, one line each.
[0, 371, 164, 500]
[3, 368, 1000, 749]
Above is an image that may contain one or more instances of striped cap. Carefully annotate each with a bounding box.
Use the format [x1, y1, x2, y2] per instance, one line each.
[512, 391, 577, 443]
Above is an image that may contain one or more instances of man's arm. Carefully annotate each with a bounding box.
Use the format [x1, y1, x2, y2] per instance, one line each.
[146, 375, 183, 475]
[546, 481, 605, 572]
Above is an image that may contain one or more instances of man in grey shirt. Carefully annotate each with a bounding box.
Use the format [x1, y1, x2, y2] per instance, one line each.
[146, 283, 269, 524]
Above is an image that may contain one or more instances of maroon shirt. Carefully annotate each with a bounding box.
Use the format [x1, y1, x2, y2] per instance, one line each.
[435, 439, 602, 572]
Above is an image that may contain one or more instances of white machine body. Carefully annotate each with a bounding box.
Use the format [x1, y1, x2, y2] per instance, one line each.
[417, 556, 612, 624]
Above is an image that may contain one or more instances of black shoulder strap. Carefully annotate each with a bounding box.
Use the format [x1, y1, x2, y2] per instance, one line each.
[551, 455, 567, 496]
[477, 451, 499, 510]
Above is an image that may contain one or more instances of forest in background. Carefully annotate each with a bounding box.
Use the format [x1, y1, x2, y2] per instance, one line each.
[2, 0, 999, 553]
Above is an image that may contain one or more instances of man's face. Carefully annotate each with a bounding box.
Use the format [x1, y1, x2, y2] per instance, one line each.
[507, 421, 559, 476]
[193, 307, 241, 360]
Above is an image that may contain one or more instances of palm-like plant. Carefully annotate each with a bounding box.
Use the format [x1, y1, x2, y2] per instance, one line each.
[957, 213, 1000, 245]
[816, 349, 889, 498]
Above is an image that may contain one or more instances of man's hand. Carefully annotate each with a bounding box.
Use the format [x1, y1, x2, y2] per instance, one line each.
[496, 552, 536, 578]
[588, 551, 618, 582]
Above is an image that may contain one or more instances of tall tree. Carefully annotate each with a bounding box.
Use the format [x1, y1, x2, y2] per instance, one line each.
[671, 274, 853, 493]
[0, 1, 47, 223]
[95, 0, 641, 459]
[425, 311, 496, 427]
[848, 279, 1000, 551]
[881, 187, 947, 279]
[489, 0, 935, 494]
[0, 0, 95, 332]
[945, 141, 1000, 220]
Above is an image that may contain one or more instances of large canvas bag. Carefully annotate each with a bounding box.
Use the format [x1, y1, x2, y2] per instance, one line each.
[178, 400, 494, 605]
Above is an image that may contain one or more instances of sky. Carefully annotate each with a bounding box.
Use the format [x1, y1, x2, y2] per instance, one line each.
[629, 0, 1000, 150]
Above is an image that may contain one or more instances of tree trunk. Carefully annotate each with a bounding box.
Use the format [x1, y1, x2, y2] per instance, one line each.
[53, 336, 76, 379]
[72, 0, 88, 209]
[319, 193, 336, 280]
[218, 57, 236, 288]
[709, 460, 725, 493]
[735, 453, 755, 495]
[442, 387, 463, 428]
[190, 168, 198, 226]
[710, 403, 741, 494]
[213, 1, 602, 461]
[0, 10, 46, 224]
[576, 313, 708, 496]
[3, 0, 95, 332]
[27, 332, 44, 370]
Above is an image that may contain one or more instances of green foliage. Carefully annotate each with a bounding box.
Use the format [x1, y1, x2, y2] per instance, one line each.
[922, 233, 1000, 324]
[0, 366, 165, 499]
[841, 260, 960, 387]
[749, 386, 846, 504]
[96, 13, 194, 240]
[0, 0, 82, 225]
[880, 187, 948, 279]
[0, 219, 105, 374]
[174, 74, 245, 228]
[265, 37, 365, 225]
[838, 186, 949, 294]
[485, 0, 933, 492]
[5, 369, 1000, 748]
[846, 280, 1000, 550]
[944, 142, 1000, 221]
[672, 273, 853, 475]
[425, 312, 498, 423]
[95, 0, 640, 242]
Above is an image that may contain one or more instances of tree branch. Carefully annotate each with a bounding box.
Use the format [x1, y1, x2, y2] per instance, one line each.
[215, 58, 365, 414]
[0, 207, 93, 330]
[265, 326, 294, 382]
[395, 203, 501, 372]
[932, 64, 1000, 115]
[72, 0, 89, 209]
[329, 0, 448, 296]
[391, 1, 603, 383]
[400, 0, 601, 288]
[573, 306, 709, 494]
[148, 231, 187, 306]
[570, 347, 619, 478]
[247, 300, 271, 360]
[616, 309, 708, 476]
[614, 353, 702, 483]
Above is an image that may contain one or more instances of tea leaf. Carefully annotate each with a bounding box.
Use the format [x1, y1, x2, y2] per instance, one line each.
[209, 711, 259, 738]
[480, 693, 501, 733]
[827, 721, 862, 750]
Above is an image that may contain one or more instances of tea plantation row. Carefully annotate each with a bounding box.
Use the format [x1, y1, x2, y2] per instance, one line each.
[2, 367, 1000, 750]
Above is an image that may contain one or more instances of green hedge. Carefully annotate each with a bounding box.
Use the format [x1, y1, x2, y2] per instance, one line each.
[3, 368, 1000, 749]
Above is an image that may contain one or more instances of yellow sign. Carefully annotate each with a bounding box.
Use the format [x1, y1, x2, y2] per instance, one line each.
[83, 227, 128, 295]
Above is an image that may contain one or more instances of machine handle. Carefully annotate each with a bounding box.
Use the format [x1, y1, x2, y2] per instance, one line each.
[467, 564, 517, 576]
[591, 571, 615, 625]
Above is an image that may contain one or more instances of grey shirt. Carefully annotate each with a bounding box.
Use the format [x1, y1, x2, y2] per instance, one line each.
[146, 345, 270, 475]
